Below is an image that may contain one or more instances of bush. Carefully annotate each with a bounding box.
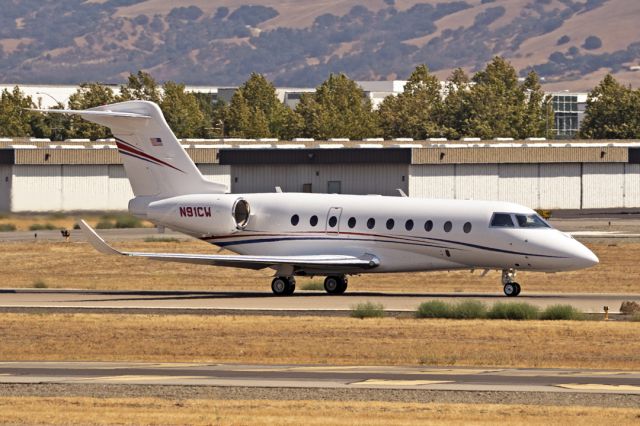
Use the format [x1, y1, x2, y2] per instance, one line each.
[114, 214, 143, 228]
[95, 220, 115, 229]
[583, 35, 602, 50]
[416, 300, 451, 318]
[301, 281, 324, 291]
[620, 301, 640, 314]
[540, 304, 584, 320]
[631, 313, 640, 322]
[351, 302, 385, 319]
[32, 280, 47, 288]
[29, 223, 57, 231]
[488, 302, 540, 320]
[450, 300, 487, 319]
[144, 237, 180, 243]
[416, 300, 486, 319]
[0, 223, 17, 232]
[96, 214, 143, 229]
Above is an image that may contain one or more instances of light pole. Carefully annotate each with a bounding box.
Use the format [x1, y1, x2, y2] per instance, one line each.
[35, 92, 64, 108]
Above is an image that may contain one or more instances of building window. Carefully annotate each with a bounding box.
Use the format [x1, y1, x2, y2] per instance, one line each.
[291, 215, 299, 226]
[424, 220, 433, 232]
[444, 221, 452, 232]
[405, 219, 414, 231]
[328, 216, 338, 227]
[386, 219, 395, 230]
[310, 215, 318, 227]
[348, 217, 356, 228]
[367, 218, 375, 229]
[463, 222, 472, 233]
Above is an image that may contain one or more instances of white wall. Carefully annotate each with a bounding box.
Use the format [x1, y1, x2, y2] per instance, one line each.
[538, 164, 582, 209]
[582, 163, 625, 209]
[408, 165, 455, 199]
[409, 162, 639, 210]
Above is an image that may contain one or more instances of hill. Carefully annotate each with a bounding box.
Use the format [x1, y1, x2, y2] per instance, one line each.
[1, 0, 639, 90]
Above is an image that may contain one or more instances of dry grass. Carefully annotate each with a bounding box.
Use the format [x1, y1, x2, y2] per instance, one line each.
[0, 397, 638, 425]
[0, 240, 638, 293]
[0, 214, 152, 232]
[1, 313, 639, 369]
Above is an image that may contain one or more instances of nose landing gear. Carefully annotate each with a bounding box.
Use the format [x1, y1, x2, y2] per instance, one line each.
[502, 269, 521, 297]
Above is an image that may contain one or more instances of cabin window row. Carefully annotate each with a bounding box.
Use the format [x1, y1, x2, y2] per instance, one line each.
[290, 214, 472, 234]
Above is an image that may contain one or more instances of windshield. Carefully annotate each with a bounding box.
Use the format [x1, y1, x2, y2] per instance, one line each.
[515, 214, 550, 228]
[490, 213, 515, 228]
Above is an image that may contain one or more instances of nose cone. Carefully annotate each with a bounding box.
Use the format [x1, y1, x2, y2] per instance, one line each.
[572, 241, 599, 269]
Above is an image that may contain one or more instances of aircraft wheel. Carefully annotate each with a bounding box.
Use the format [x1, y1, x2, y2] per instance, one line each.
[324, 276, 347, 295]
[272, 277, 292, 296]
[503, 282, 519, 297]
[284, 277, 296, 296]
[513, 282, 521, 296]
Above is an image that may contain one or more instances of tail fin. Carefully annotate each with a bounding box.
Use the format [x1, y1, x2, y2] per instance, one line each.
[34, 101, 227, 197]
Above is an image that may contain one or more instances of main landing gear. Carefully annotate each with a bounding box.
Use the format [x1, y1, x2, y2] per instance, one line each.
[271, 276, 296, 296]
[501, 269, 521, 297]
[271, 275, 349, 296]
[323, 275, 348, 295]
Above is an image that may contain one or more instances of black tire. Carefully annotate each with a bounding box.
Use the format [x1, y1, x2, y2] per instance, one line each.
[503, 283, 518, 297]
[513, 282, 521, 296]
[271, 277, 288, 296]
[324, 276, 347, 295]
[337, 277, 348, 294]
[284, 278, 296, 295]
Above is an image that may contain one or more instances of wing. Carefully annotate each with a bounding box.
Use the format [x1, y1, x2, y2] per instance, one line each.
[78, 220, 380, 272]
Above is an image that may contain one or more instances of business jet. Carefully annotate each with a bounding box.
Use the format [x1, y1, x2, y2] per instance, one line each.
[36, 101, 599, 297]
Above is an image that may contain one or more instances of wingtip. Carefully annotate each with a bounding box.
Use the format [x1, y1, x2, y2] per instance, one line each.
[78, 219, 122, 256]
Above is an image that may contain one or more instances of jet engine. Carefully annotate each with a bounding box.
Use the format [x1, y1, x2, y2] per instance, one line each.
[143, 194, 251, 236]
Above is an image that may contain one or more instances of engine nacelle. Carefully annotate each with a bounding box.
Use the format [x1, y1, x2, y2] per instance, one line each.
[145, 194, 251, 236]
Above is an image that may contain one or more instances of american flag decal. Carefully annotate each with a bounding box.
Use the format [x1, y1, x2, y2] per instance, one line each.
[150, 137, 163, 146]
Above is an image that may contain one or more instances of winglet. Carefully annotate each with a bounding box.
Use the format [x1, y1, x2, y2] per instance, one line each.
[78, 220, 123, 256]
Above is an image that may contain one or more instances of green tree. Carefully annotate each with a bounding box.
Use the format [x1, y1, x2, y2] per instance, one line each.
[226, 73, 299, 138]
[521, 71, 553, 139]
[442, 68, 471, 139]
[580, 74, 640, 139]
[193, 93, 228, 137]
[226, 89, 269, 138]
[378, 65, 446, 139]
[160, 81, 207, 138]
[296, 73, 379, 139]
[0, 86, 36, 137]
[66, 83, 117, 139]
[118, 70, 162, 103]
[465, 57, 526, 139]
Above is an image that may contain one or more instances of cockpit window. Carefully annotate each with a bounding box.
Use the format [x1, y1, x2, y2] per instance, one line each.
[515, 214, 550, 228]
[490, 213, 514, 228]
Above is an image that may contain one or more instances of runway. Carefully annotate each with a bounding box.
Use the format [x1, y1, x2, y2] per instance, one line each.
[0, 362, 638, 394]
[0, 289, 636, 314]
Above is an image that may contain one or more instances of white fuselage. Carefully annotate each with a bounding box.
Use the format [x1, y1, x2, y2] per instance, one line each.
[138, 192, 599, 276]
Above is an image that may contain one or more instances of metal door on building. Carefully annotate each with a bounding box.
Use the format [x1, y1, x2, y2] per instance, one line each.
[325, 207, 342, 235]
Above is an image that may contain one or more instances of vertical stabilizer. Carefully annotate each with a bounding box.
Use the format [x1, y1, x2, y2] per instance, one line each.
[71, 101, 226, 197]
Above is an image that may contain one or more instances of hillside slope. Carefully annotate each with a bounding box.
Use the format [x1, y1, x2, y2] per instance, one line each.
[1, 0, 638, 90]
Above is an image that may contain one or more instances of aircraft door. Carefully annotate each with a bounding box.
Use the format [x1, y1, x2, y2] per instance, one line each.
[325, 207, 343, 235]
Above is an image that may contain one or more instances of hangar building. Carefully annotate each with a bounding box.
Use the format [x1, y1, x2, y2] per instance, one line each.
[1, 139, 639, 212]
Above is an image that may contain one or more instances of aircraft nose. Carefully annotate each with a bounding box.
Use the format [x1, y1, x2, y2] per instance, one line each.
[572, 242, 599, 269]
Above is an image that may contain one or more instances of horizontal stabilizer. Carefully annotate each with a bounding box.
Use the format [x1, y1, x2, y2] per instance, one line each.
[79, 220, 380, 272]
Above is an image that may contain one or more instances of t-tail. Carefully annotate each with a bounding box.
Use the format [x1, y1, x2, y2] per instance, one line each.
[34, 101, 227, 200]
